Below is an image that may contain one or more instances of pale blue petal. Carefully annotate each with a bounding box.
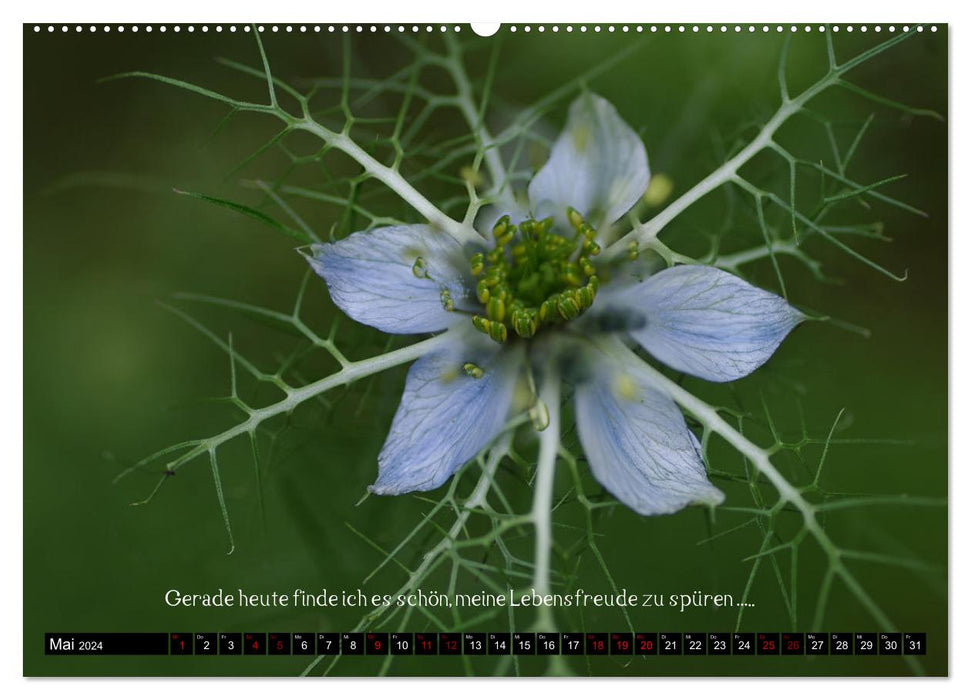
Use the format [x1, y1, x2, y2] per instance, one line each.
[604, 265, 804, 383]
[371, 330, 522, 495]
[305, 224, 474, 334]
[574, 346, 724, 515]
[527, 93, 650, 229]
[475, 193, 532, 233]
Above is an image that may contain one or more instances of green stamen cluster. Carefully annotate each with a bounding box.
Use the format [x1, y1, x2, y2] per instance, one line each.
[470, 208, 601, 343]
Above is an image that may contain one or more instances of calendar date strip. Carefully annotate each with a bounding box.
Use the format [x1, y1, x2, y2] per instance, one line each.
[45, 631, 926, 656]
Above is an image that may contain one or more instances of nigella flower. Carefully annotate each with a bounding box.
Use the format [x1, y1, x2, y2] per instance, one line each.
[306, 94, 803, 515]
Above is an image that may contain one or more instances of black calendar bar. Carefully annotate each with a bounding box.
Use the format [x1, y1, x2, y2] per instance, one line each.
[45, 632, 927, 656]
[45, 633, 169, 655]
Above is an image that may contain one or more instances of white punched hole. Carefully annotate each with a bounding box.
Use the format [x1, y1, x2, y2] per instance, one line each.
[471, 23, 500, 37]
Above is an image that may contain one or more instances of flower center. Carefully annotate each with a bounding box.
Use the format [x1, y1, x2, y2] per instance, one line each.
[469, 208, 601, 343]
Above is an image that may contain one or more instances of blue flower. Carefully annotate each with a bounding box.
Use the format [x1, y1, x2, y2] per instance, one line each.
[306, 93, 803, 515]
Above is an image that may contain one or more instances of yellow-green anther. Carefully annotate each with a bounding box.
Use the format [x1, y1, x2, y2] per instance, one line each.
[487, 296, 506, 323]
[581, 223, 596, 240]
[488, 321, 508, 343]
[529, 399, 550, 431]
[567, 207, 584, 229]
[493, 217, 516, 247]
[412, 257, 429, 279]
[577, 285, 594, 309]
[476, 280, 490, 303]
[539, 297, 557, 322]
[643, 172, 674, 207]
[588, 275, 600, 293]
[440, 288, 454, 312]
[562, 270, 583, 287]
[627, 241, 639, 261]
[584, 240, 601, 256]
[511, 309, 534, 338]
[492, 214, 510, 239]
[470, 252, 484, 276]
[579, 256, 596, 277]
[472, 315, 490, 334]
[460, 165, 484, 189]
[557, 294, 580, 320]
[463, 362, 485, 379]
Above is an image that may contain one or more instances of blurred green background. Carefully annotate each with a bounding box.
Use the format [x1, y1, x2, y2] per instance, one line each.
[24, 25, 947, 676]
